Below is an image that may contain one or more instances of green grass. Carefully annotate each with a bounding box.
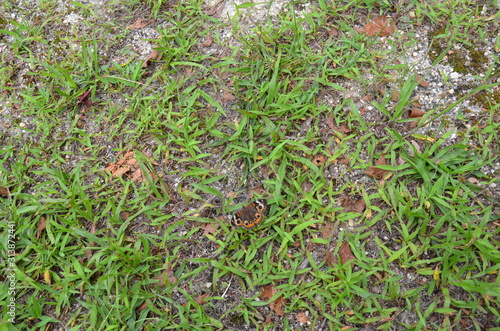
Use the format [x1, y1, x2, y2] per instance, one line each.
[1, 0, 499, 330]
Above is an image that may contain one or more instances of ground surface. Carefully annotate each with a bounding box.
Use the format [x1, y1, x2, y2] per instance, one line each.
[1, 0, 500, 330]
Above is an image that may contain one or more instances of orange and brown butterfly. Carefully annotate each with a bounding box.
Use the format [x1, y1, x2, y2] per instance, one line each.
[230, 199, 267, 229]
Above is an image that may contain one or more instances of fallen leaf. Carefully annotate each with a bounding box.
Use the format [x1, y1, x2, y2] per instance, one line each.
[339, 241, 355, 264]
[260, 286, 274, 300]
[121, 211, 130, 221]
[0, 187, 9, 197]
[105, 151, 158, 183]
[343, 196, 366, 213]
[297, 312, 308, 323]
[408, 108, 425, 118]
[201, 223, 217, 235]
[270, 297, 285, 316]
[221, 90, 236, 102]
[365, 154, 390, 179]
[77, 91, 93, 109]
[107, 165, 130, 177]
[319, 222, 335, 239]
[362, 16, 395, 37]
[202, 35, 214, 47]
[325, 251, 337, 267]
[247, 184, 265, 198]
[361, 94, 374, 102]
[184, 66, 193, 78]
[136, 301, 148, 312]
[391, 91, 400, 102]
[85, 222, 97, 259]
[130, 168, 145, 182]
[142, 49, 160, 68]
[328, 27, 339, 37]
[331, 124, 352, 139]
[416, 74, 430, 87]
[36, 216, 47, 239]
[155, 264, 178, 287]
[194, 293, 210, 305]
[300, 180, 313, 193]
[379, 312, 397, 323]
[312, 155, 326, 166]
[260, 286, 286, 316]
[127, 18, 154, 30]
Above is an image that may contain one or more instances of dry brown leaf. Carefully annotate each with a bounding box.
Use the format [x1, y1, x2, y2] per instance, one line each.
[184, 66, 194, 78]
[142, 49, 160, 68]
[202, 35, 214, 47]
[260, 286, 286, 316]
[130, 168, 145, 182]
[205, 4, 223, 16]
[127, 19, 154, 30]
[379, 313, 398, 323]
[319, 222, 335, 239]
[247, 184, 265, 198]
[270, 297, 285, 316]
[416, 74, 430, 87]
[201, 223, 217, 235]
[312, 155, 326, 166]
[339, 241, 356, 264]
[409, 121, 419, 128]
[85, 222, 97, 259]
[325, 251, 337, 267]
[362, 16, 395, 37]
[136, 301, 148, 312]
[391, 91, 400, 102]
[361, 94, 374, 102]
[221, 90, 236, 102]
[0, 187, 9, 197]
[260, 286, 274, 300]
[365, 165, 389, 179]
[343, 196, 365, 214]
[194, 293, 210, 305]
[154, 265, 178, 287]
[325, 115, 335, 131]
[359, 106, 367, 116]
[365, 154, 390, 179]
[85, 249, 93, 259]
[36, 216, 47, 239]
[77, 90, 93, 109]
[335, 125, 351, 134]
[297, 312, 308, 324]
[301, 180, 314, 193]
[328, 27, 339, 37]
[107, 165, 129, 177]
[105, 151, 158, 183]
[408, 108, 426, 118]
